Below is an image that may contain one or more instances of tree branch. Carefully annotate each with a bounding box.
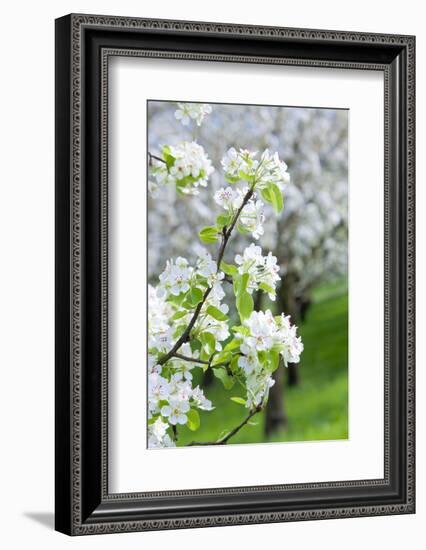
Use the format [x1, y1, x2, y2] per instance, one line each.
[172, 353, 238, 374]
[174, 353, 209, 365]
[187, 405, 262, 446]
[148, 151, 167, 165]
[216, 187, 254, 270]
[158, 185, 255, 366]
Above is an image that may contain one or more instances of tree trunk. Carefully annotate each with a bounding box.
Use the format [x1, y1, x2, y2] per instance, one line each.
[202, 366, 214, 387]
[265, 360, 287, 436]
[287, 363, 299, 386]
[279, 278, 301, 388]
[287, 293, 311, 386]
[253, 289, 263, 312]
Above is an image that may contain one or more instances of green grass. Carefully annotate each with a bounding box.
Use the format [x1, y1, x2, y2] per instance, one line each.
[177, 279, 348, 446]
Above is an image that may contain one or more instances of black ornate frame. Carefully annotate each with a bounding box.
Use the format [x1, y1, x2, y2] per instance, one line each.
[55, 13, 415, 535]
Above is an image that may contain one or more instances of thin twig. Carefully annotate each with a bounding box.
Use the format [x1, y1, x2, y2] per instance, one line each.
[157, 286, 212, 365]
[173, 353, 236, 372]
[188, 405, 262, 446]
[148, 151, 167, 165]
[158, 185, 255, 366]
[174, 353, 209, 365]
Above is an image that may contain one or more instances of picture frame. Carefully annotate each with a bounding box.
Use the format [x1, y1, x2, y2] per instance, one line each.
[55, 13, 415, 535]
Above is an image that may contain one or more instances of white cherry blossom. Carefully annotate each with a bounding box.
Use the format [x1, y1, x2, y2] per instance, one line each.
[158, 257, 192, 297]
[239, 198, 265, 240]
[148, 326, 174, 354]
[245, 371, 276, 409]
[148, 427, 176, 448]
[175, 102, 212, 126]
[214, 186, 235, 209]
[191, 386, 214, 411]
[148, 372, 170, 417]
[161, 397, 190, 425]
[167, 373, 192, 400]
[150, 141, 214, 196]
[150, 417, 168, 440]
[221, 147, 289, 191]
[238, 310, 303, 367]
[221, 148, 258, 180]
[237, 346, 259, 375]
[196, 248, 217, 279]
[275, 313, 304, 366]
[235, 244, 281, 300]
[148, 284, 172, 334]
[242, 310, 275, 352]
[173, 361, 196, 381]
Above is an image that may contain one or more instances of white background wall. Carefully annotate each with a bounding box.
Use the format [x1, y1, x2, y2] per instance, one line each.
[0, 0, 423, 548]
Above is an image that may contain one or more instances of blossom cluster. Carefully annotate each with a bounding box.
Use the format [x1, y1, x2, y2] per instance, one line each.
[237, 310, 304, 408]
[174, 102, 212, 126]
[148, 246, 232, 448]
[235, 243, 280, 301]
[148, 285, 174, 352]
[157, 256, 193, 298]
[148, 284, 216, 448]
[148, 351, 214, 448]
[214, 186, 265, 239]
[150, 141, 214, 196]
[221, 147, 290, 190]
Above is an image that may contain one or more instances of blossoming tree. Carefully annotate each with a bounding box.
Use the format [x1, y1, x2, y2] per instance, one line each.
[147, 103, 303, 448]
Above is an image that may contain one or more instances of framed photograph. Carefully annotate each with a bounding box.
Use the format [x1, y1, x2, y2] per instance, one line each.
[55, 14, 415, 535]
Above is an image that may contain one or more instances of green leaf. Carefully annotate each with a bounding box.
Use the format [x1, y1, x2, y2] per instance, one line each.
[232, 325, 249, 337]
[212, 368, 234, 390]
[229, 354, 241, 373]
[268, 350, 280, 372]
[190, 339, 201, 353]
[187, 409, 200, 431]
[161, 145, 176, 168]
[225, 174, 240, 184]
[176, 174, 199, 188]
[216, 213, 232, 229]
[259, 282, 275, 296]
[240, 273, 250, 293]
[233, 274, 241, 296]
[166, 292, 186, 307]
[230, 396, 246, 406]
[199, 332, 216, 355]
[211, 351, 233, 366]
[258, 350, 268, 365]
[188, 287, 203, 307]
[224, 338, 241, 352]
[269, 183, 284, 213]
[260, 187, 272, 204]
[220, 261, 238, 277]
[206, 305, 228, 322]
[199, 226, 219, 244]
[171, 310, 188, 321]
[238, 170, 254, 183]
[236, 291, 254, 321]
[236, 222, 251, 236]
[199, 347, 211, 362]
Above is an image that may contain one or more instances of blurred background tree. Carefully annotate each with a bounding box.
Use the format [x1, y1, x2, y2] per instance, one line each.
[148, 101, 348, 441]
